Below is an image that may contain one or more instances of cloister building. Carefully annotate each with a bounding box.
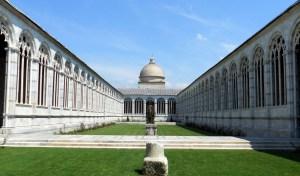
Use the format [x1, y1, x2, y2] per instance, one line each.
[120, 58, 179, 122]
[175, 1, 300, 138]
[0, 0, 299, 138]
[0, 1, 124, 134]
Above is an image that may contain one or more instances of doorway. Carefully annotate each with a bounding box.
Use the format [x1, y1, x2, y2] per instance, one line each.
[0, 34, 7, 128]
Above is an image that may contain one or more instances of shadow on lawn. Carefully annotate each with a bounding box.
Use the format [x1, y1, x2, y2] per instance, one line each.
[177, 124, 216, 136]
[256, 150, 300, 163]
[134, 169, 143, 175]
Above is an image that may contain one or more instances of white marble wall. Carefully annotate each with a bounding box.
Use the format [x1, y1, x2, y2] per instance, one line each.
[0, 1, 125, 133]
[175, 3, 300, 138]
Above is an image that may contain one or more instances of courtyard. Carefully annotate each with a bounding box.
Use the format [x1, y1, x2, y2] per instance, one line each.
[72, 123, 213, 136]
[0, 147, 299, 176]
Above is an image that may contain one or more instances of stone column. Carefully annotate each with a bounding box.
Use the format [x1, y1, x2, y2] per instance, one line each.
[31, 56, 39, 108]
[154, 99, 157, 116]
[4, 46, 18, 127]
[132, 98, 135, 115]
[286, 49, 295, 118]
[143, 99, 146, 116]
[265, 58, 272, 106]
[165, 99, 168, 116]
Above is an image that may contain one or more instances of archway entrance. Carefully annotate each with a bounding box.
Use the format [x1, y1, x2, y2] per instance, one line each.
[296, 43, 300, 137]
[0, 34, 7, 128]
[146, 99, 155, 124]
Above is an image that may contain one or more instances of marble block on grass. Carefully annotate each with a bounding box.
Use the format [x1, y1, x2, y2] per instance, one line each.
[143, 142, 168, 176]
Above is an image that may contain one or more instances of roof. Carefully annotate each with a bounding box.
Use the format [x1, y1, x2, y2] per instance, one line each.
[177, 0, 300, 96]
[119, 88, 181, 96]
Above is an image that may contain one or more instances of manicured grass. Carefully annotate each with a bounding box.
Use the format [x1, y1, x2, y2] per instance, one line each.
[0, 148, 299, 176]
[76, 124, 211, 136]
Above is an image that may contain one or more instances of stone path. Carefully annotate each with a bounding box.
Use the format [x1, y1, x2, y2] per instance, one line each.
[1, 133, 300, 150]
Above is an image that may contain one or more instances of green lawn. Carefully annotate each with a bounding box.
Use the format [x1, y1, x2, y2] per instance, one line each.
[76, 124, 212, 136]
[0, 148, 299, 176]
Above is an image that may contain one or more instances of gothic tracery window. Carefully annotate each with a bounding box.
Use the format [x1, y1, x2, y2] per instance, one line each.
[222, 69, 228, 110]
[210, 76, 214, 111]
[254, 47, 265, 107]
[17, 34, 32, 104]
[215, 72, 221, 110]
[63, 61, 71, 108]
[230, 63, 238, 109]
[52, 54, 61, 107]
[270, 35, 287, 106]
[240, 57, 250, 108]
[37, 45, 49, 106]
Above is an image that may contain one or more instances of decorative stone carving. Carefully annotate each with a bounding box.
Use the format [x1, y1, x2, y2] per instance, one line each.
[143, 142, 168, 176]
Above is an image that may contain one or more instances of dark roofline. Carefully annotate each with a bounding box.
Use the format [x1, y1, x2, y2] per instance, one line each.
[1, 1, 123, 96]
[177, 0, 300, 96]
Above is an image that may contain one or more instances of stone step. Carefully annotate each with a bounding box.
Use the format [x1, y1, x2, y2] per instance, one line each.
[4, 140, 298, 150]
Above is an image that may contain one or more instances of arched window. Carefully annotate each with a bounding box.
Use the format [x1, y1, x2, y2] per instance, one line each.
[222, 69, 228, 110]
[52, 54, 61, 107]
[240, 57, 250, 108]
[270, 35, 287, 106]
[17, 33, 32, 104]
[63, 61, 71, 109]
[230, 63, 238, 109]
[37, 45, 49, 106]
[80, 71, 85, 110]
[202, 81, 205, 112]
[124, 98, 132, 114]
[168, 98, 176, 114]
[205, 79, 209, 111]
[73, 66, 79, 109]
[210, 76, 214, 111]
[254, 47, 265, 107]
[135, 98, 144, 114]
[157, 98, 165, 114]
[215, 72, 221, 110]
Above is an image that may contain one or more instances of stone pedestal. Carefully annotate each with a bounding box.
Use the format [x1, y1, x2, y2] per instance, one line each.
[145, 124, 157, 136]
[143, 142, 168, 176]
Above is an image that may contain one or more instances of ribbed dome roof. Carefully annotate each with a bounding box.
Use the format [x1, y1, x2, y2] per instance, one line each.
[139, 58, 165, 83]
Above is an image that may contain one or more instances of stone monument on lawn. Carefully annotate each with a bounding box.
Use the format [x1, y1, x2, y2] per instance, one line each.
[143, 142, 168, 176]
[145, 102, 157, 135]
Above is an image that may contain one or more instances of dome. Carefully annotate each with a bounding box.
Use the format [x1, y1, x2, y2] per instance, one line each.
[139, 57, 165, 84]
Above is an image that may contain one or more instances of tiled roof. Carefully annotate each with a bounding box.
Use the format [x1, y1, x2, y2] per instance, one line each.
[118, 88, 181, 96]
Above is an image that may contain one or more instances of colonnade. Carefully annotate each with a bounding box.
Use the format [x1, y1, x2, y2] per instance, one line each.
[124, 98, 176, 116]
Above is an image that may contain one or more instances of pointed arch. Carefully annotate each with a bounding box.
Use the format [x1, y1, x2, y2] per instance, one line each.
[230, 63, 238, 109]
[52, 53, 61, 107]
[270, 34, 287, 106]
[37, 43, 50, 106]
[221, 68, 228, 110]
[253, 46, 265, 107]
[17, 30, 34, 104]
[240, 57, 250, 108]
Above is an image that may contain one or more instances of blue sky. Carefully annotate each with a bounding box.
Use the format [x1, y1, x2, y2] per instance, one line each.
[11, 0, 296, 89]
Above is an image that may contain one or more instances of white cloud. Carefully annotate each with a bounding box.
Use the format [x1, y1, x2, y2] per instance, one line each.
[196, 33, 207, 41]
[164, 5, 212, 26]
[220, 42, 238, 53]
